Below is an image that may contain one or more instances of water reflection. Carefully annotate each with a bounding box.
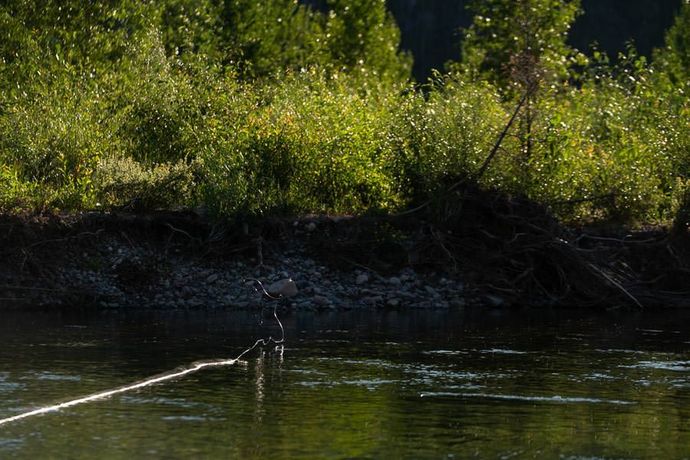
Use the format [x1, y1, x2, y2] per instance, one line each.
[1, 308, 690, 458]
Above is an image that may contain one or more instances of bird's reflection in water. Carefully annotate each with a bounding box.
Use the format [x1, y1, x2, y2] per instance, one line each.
[252, 345, 284, 425]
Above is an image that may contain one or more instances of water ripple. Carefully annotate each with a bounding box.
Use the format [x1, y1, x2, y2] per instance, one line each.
[622, 361, 690, 372]
[419, 392, 635, 405]
[422, 350, 469, 356]
[34, 372, 82, 382]
[479, 349, 528, 355]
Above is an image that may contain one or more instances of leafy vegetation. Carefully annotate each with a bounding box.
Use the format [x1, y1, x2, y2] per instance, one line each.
[0, 0, 688, 228]
[457, 0, 586, 92]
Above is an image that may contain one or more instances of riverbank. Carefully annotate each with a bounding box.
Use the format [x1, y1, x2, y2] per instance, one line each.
[0, 211, 471, 310]
[1, 189, 689, 310]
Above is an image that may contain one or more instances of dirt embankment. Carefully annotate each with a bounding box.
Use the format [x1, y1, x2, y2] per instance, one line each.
[1, 188, 689, 310]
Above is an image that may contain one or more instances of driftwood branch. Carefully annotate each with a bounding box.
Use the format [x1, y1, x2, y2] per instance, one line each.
[587, 263, 644, 309]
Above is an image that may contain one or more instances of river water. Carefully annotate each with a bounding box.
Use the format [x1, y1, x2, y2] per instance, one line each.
[1, 307, 690, 458]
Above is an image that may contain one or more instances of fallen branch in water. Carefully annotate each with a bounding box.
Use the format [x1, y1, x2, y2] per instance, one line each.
[0, 278, 285, 427]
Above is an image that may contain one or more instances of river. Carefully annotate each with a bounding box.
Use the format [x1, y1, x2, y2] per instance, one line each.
[1, 307, 690, 458]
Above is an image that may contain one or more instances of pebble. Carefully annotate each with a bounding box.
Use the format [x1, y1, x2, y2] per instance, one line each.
[424, 285, 440, 297]
[313, 295, 331, 306]
[450, 298, 466, 308]
[356, 274, 369, 285]
[362, 296, 383, 306]
[386, 298, 400, 307]
[206, 273, 219, 284]
[187, 298, 205, 308]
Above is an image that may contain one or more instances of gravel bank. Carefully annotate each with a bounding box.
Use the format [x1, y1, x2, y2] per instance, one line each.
[0, 213, 472, 310]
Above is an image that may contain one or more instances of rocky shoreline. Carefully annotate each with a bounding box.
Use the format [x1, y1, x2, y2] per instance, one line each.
[64, 239, 469, 311]
[0, 212, 472, 310]
[3, 201, 689, 310]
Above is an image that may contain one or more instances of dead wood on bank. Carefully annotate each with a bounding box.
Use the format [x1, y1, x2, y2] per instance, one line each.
[308, 185, 690, 309]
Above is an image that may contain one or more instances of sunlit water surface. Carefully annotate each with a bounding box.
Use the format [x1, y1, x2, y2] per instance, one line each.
[1, 307, 690, 458]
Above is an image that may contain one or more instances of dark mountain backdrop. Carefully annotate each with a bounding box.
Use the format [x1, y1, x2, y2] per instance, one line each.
[384, 0, 683, 80]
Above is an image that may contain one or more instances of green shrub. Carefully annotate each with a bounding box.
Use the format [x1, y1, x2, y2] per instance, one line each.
[93, 155, 197, 209]
[324, 0, 411, 83]
[0, 165, 43, 212]
[199, 70, 404, 216]
[111, 29, 202, 165]
[517, 52, 683, 223]
[0, 72, 110, 209]
[1, 0, 689, 230]
[390, 73, 507, 202]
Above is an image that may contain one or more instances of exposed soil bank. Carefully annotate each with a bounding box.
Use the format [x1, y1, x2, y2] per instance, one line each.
[1, 188, 689, 310]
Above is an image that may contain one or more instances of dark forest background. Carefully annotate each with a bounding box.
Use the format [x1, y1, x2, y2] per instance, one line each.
[385, 0, 683, 79]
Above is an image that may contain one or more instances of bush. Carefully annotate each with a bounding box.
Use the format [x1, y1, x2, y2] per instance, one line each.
[0, 0, 689, 230]
[456, 56, 681, 224]
[458, 0, 586, 93]
[112, 29, 201, 165]
[93, 155, 197, 210]
[390, 74, 507, 202]
[0, 72, 110, 210]
[199, 70, 404, 216]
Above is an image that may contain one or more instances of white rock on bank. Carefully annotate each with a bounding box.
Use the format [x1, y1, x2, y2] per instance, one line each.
[267, 278, 299, 298]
